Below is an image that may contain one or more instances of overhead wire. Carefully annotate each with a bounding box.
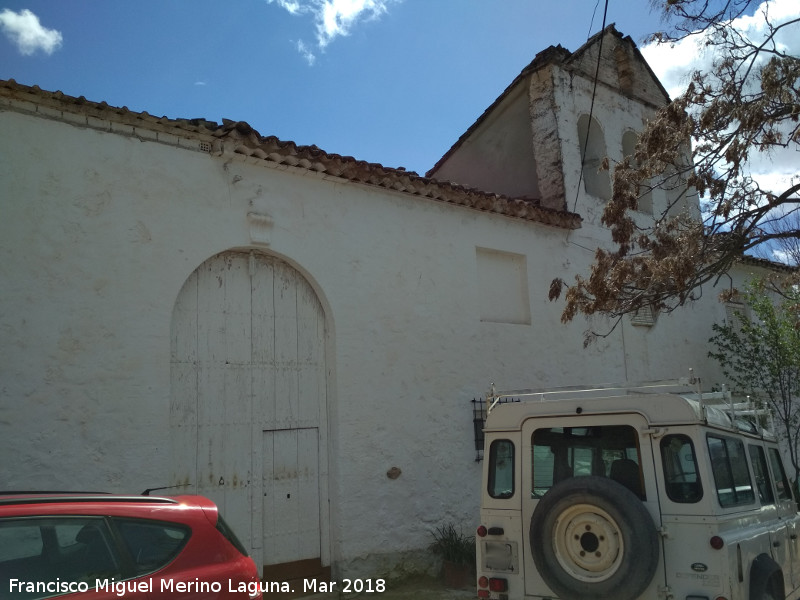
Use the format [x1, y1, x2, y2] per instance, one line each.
[571, 0, 610, 217]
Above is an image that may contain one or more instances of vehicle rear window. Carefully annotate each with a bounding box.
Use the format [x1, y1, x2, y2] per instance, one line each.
[707, 435, 755, 507]
[113, 518, 190, 576]
[216, 513, 249, 557]
[487, 439, 515, 499]
[661, 434, 702, 503]
[532, 425, 644, 499]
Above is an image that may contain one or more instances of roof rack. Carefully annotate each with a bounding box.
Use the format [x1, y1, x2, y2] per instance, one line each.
[486, 373, 775, 436]
[0, 491, 111, 496]
[696, 392, 774, 435]
[0, 494, 178, 507]
[486, 372, 702, 414]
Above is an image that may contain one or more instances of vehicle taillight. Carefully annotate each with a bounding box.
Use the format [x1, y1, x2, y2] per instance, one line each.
[477, 590, 490, 598]
[710, 536, 724, 549]
[489, 578, 508, 592]
[478, 576, 489, 588]
[477, 525, 487, 537]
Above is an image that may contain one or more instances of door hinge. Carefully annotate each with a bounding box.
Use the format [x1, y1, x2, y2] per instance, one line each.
[657, 585, 674, 599]
[658, 526, 670, 539]
[642, 427, 666, 439]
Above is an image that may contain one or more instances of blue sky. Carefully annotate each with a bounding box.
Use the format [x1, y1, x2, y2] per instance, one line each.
[0, 0, 797, 181]
[0, 0, 668, 175]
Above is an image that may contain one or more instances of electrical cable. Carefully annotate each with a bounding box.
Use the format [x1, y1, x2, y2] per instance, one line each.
[571, 0, 610, 216]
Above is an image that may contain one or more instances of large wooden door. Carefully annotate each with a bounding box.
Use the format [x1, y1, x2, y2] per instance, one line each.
[170, 251, 328, 574]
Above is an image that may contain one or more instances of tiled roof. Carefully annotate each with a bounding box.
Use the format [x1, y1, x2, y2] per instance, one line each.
[738, 255, 797, 273]
[0, 79, 582, 231]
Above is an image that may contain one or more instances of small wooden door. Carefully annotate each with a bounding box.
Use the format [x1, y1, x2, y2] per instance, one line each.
[262, 428, 320, 563]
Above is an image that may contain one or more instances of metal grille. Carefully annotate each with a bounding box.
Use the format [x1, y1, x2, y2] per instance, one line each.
[471, 396, 519, 461]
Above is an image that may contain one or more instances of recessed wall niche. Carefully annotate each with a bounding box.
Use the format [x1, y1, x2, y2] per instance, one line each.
[476, 247, 531, 325]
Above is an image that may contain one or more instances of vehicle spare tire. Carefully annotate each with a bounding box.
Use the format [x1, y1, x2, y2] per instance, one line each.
[529, 476, 660, 600]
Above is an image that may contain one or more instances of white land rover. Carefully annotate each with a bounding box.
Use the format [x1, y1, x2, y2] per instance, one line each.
[477, 380, 800, 600]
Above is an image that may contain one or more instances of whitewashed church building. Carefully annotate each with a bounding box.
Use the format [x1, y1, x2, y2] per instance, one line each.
[0, 26, 768, 580]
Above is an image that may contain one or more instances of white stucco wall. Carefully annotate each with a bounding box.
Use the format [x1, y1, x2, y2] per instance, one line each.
[0, 96, 758, 579]
[429, 84, 541, 200]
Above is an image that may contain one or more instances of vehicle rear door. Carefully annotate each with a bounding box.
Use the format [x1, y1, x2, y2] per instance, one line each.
[520, 413, 663, 599]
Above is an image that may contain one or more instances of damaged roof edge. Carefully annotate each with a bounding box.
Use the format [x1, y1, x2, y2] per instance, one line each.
[567, 25, 671, 104]
[0, 78, 582, 231]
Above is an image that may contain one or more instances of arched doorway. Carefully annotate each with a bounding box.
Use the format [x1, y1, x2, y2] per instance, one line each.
[170, 250, 329, 579]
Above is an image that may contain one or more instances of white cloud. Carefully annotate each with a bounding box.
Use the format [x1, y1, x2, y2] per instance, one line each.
[296, 39, 316, 65]
[641, 0, 800, 190]
[315, 0, 390, 48]
[642, 0, 800, 100]
[269, 0, 303, 14]
[640, 34, 703, 101]
[266, 0, 398, 63]
[0, 8, 62, 56]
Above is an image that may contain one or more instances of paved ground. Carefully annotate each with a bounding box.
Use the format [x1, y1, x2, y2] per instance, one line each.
[369, 578, 474, 600]
[303, 577, 474, 600]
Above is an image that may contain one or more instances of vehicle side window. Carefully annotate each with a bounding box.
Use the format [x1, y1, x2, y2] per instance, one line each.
[532, 425, 644, 499]
[660, 434, 702, 503]
[767, 447, 793, 501]
[0, 521, 42, 562]
[488, 439, 515, 499]
[748, 445, 775, 505]
[0, 517, 122, 596]
[707, 435, 755, 507]
[54, 522, 91, 549]
[113, 518, 190, 576]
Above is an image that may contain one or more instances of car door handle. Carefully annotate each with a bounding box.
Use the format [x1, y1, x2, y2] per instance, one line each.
[792, 534, 798, 540]
[774, 541, 782, 548]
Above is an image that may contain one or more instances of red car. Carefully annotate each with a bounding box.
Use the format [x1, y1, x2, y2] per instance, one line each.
[0, 493, 262, 599]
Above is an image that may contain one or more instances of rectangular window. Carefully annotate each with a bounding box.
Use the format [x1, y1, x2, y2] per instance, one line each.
[768, 447, 793, 501]
[531, 425, 644, 499]
[631, 305, 656, 327]
[707, 435, 755, 507]
[488, 439, 515, 499]
[748, 445, 775, 505]
[661, 434, 703, 503]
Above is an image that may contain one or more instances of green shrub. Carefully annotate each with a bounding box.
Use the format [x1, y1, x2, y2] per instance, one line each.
[430, 523, 475, 565]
